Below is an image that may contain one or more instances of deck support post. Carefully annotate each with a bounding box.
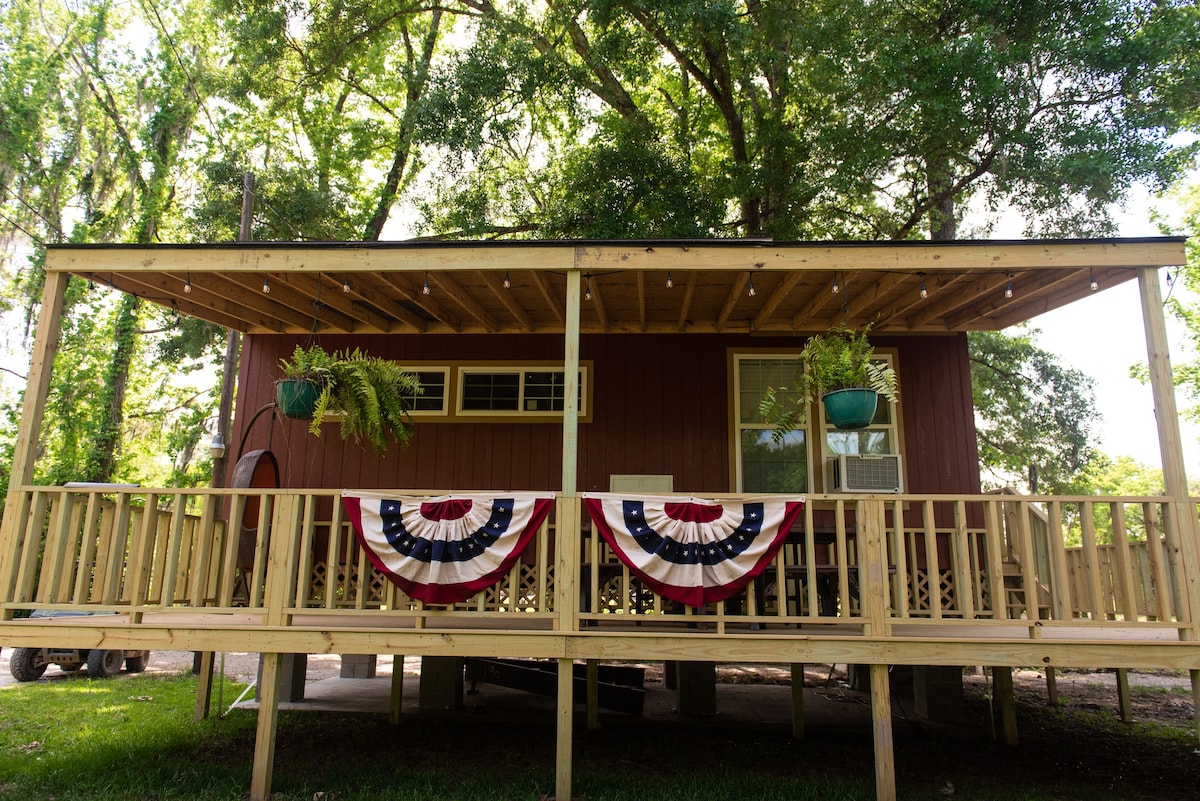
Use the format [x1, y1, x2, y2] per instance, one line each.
[790, 663, 805, 739]
[1045, 666, 1059, 706]
[586, 659, 599, 729]
[555, 656, 574, 801]
[389, 655, 404, 725]
[193, 650, 215, 721]
[994, 667, 1018, 745]
[1191, 670, 1200, 746]
[1115, 668, 1133, 723]
[249, 652, 283, 801]
[870, 663, 896, 801]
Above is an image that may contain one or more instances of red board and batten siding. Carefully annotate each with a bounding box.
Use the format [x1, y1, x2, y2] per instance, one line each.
[233, 333, 980, 497]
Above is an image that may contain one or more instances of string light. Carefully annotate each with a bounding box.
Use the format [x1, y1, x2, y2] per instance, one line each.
[262, 275, 271, 294]
[747, 276, 756, 297]
[665, 272, 673, 289]
[918, 273, 927, 299]
[584, 275, 592, 302]
[1004, 273, 1013, 299]
[183, 274, 192, 294]
[343, 275, 352, 293]
[422, 272, 431, 296]
[832, 273, 840, 294]
[502, 271, 511, 289]
[1089, 269, 1098, 292]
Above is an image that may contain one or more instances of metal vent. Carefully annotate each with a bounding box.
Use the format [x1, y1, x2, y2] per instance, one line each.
[825, 454, 903, 493]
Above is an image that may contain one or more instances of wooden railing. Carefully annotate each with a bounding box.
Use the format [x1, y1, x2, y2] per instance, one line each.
[0, 487, 1194, 637]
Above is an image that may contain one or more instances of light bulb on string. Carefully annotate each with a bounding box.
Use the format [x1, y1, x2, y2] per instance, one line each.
[422, 273, 431, 296]
[584, 277, 592, 302]
[1089, 269, 1098, 292]
[262, 275, 271, 294]
[184, 274, 192, 294]
[665, 272, 673, 289]
[748, 276, 756, 297]
[343, 275, 352, 293]
[919, 275, 927, 299]
[503, 272, 511, 289]
[1004, 274, 1013, 299]
[832, 273, 840, 294]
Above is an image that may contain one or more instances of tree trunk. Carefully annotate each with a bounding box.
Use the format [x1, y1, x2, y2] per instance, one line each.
[85, 292, 140, 482]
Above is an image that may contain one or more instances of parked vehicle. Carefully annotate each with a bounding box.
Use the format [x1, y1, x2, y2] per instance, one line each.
[7, 611, 149, 681]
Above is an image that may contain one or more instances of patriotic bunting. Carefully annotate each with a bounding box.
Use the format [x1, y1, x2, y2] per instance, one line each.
[582, 493, 805, 608]
[342, 491, 555, 605]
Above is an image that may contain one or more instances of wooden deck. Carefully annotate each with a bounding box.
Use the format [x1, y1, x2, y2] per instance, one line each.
[3, 484, 1200, 801]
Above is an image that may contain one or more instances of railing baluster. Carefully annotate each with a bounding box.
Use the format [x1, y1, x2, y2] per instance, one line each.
[73, 492, 104, 604]
[984, 500, 1007, 620]
[922, 500, 942, 619]
[157, 493, 188, 608]
[296, 494, 318, 609]
[835, 500, 850, 619]
[803, 502, 817, 618]
[1080, 501, 1106, 619]
[1046, 501, 1072, 621]
[1144, 503, 1173, 620]
[189, 494, 218, 607]
[1111, 502, 1140, 621]
[891, 500, 909, 618]
[953, 500, 974, 619]
[37, 491, 72, 604]
[219, 494, 246, 608]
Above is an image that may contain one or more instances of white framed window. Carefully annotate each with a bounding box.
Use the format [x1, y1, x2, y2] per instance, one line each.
[731, 353, 810, 493]
[402, 367, 451, 416]
[457, 367, 588, 416]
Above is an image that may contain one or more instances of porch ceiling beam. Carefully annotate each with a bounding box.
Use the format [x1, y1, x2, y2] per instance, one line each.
[218, 273, 356, 333]
[946, 268, 1083, 329]
[791, 271, 857, 329]
[339, 273, 426, 333]
[905, 272, 1013, 329]
[844, 271, 918, 325]
[989, 267, 1140, 330]
[752, 270, 803, 331]
[531, 271, 565, 326]
[873, 272, 972, 330]
[479, 270, 535, 333]
[289, 272, 398, 333]
[585, 275, 610, 333]
[376, 272, 462, 332]
[636, 271, 647, 332]
[428, 271, 498, 333]
[104, 272, 281, 332]
[676, 271, 696, 333]
[716, 272, 751, 331]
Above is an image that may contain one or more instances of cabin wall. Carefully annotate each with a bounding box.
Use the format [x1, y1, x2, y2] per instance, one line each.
[233, 333, 980, 496]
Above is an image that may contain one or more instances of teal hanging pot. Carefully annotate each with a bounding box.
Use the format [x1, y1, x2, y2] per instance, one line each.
[821, 388, 878, 430]
[276, 379, 320, 420]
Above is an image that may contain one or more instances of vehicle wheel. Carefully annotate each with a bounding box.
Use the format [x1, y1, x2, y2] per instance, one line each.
[86, 649, 125, 679]
[9, 648, 48, 682]
[125, 650, 150, 673]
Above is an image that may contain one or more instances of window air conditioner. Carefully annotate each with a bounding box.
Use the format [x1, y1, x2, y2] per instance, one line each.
[825, 454, 903, 493]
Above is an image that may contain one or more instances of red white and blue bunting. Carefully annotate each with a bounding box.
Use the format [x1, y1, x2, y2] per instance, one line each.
[582, 493, 805, 608]
[342, 491, 555, 605]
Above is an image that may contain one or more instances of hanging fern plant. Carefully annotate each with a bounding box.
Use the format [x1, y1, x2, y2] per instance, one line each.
[277, 345, 422, 454]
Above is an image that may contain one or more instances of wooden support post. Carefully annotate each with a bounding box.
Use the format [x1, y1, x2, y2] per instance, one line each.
[1115, 668, 1133, 723]
[586, 659, 599, 730]
[790, 663, 805, 740]
[389, 655, 404, 725]
[1192, 670, 1200, 747]
[994, 667, 1018, 746]
[193, 650, 215, 721]
[1045, 666, 1059, 706]
[676, 661, 718, 716]
[555, 656, 573, 801]
[870, 663, 896, 801]
[249, 652, 283, 801]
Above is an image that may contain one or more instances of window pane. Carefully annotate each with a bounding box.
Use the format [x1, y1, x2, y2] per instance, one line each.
[827, 430, 892, 455]
[410, 371, 446, 412]
[738, 357, 802, 425]
[524, 371, 564, 411]
[462, 372, 520, 411]
[740, 429, 807, 492]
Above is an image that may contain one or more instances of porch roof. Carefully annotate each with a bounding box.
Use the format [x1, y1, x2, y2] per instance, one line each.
[44, 237, 1187, 335]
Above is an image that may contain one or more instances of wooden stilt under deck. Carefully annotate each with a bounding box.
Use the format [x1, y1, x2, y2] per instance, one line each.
[555, 656, 574, 801]
[1115, 668, 1133, 722]
[250, 652, 283, 801]
[194, 651, 215, 721]
[790, 663, 805, 739]
[994, 667, 1018, 746]
[390, 655, 404, 725]
[870, 663, 896, 801]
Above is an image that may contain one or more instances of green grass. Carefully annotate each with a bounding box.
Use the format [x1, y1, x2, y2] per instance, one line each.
[0, 672, 1197, 800]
